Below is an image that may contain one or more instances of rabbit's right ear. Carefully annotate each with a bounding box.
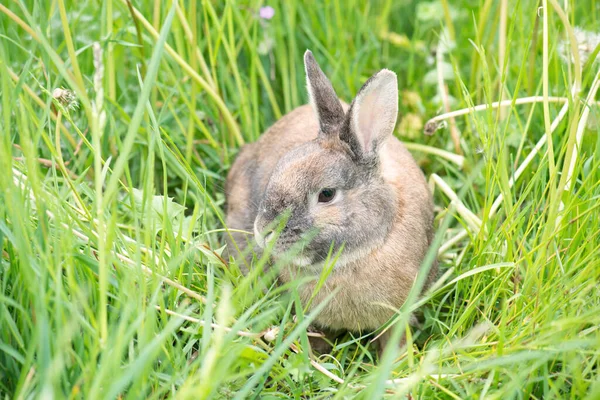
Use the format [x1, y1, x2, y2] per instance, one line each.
[304, 50, 345, 134]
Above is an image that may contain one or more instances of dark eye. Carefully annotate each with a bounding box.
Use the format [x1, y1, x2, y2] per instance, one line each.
[318, 188, 336, 203]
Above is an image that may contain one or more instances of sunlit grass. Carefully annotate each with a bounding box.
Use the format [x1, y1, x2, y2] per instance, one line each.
[1, 0, 599, 398]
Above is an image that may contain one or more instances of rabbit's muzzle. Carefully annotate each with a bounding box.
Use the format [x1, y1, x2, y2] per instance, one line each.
[253, 207, 313, 255]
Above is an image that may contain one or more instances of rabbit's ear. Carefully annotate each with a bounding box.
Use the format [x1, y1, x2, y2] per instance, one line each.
[304, 50, 345, 134]
[341, 70, 398, 160]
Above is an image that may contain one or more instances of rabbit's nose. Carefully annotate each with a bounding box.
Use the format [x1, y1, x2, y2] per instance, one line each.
[254, 216, 276, 248]
[254, 228, 275, 249]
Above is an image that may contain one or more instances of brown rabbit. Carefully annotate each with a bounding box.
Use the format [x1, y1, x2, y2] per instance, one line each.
[225, 51, 436, 352]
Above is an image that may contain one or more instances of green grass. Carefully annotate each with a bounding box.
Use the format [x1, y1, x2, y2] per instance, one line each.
[1, 0, 599, 398]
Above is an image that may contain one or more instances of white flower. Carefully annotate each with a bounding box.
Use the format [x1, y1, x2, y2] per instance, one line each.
[558, 27, 600, 66]
[52, 88, 79, 111]
[263, 326, 279, 342]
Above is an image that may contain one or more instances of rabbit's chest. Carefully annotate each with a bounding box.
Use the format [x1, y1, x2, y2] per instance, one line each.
[295, 271, 398, 331]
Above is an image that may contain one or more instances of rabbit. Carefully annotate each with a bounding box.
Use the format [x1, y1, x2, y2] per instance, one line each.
[224, 50, 436, 353]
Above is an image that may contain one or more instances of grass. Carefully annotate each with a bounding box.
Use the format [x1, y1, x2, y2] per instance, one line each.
[1, 0, 599, 398]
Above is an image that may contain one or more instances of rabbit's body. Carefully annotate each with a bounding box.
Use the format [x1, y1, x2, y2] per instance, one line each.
[225, 51, 435, 343]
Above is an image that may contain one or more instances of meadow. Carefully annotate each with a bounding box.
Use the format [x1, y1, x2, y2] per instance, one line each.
[1, 0, 599, 398]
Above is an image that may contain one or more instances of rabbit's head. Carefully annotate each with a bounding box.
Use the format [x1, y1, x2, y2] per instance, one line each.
[254, 51, 399, 269]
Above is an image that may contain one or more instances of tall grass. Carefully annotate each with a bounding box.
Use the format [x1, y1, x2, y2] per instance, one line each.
[1, 0, 599, 398]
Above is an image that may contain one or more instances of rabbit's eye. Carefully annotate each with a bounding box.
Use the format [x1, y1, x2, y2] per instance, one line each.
[318, 188, 336, 203]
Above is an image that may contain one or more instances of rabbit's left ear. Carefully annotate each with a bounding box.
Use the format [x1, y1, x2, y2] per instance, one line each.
[304, 50, 345, 135]
[341, 70, 398, 160]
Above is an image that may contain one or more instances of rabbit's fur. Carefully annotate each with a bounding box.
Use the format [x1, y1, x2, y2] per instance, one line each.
[225, 51, 436, 350]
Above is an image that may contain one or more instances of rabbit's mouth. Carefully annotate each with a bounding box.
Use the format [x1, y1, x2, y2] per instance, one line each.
[269, 237, 313, 258]
[254, 215, 328, 267]
[259, 234, 322, 268]
[273, 248, 320, 270]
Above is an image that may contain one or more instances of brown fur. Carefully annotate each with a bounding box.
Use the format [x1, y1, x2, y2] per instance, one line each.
[226, 106, 435, 325]
[224, 51, 436, 350]
[276, 136, 435, 331]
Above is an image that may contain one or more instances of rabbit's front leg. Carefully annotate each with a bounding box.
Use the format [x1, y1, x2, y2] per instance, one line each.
[307, 325, 341, 355]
